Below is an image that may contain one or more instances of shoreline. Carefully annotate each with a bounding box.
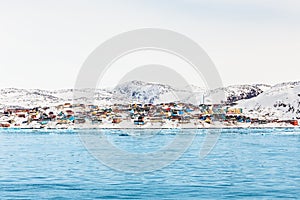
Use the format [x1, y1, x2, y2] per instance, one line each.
[1, 126, 299, 130]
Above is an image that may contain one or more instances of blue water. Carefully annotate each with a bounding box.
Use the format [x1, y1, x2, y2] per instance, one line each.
[0, 128, 300, 199]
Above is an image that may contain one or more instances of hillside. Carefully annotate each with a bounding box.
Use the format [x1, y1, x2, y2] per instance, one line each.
[236, 81, 300, 120]
[0, 81, 299, 121]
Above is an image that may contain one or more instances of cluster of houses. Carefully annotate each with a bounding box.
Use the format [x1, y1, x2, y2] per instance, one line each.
[0, 103, 75, 128]
[0, 102, 298, 129]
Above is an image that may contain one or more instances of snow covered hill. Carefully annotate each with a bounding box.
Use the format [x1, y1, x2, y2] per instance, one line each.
[204, 84, 271, 104]
[236, 81, 300, 119]
[113, 80, 195, 104]
[0, 88, 114, 108]
[0, 88, 63, 108]
[0, 80, 299, 121]
[0, 81, 184, 108]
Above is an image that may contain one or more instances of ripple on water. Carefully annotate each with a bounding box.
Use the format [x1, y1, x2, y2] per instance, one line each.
[0, 129, 300, 199]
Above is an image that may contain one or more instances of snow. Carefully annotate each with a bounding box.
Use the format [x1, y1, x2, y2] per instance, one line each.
[0, 80, 299, 122]
[237, 81, 300, 120]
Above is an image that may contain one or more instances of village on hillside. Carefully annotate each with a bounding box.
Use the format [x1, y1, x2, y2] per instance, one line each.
[0, 101, 298, 129]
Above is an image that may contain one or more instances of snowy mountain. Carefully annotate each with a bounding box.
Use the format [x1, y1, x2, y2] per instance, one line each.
[113, 80, 194, 104]
[114, 81, 268, 105]
[236, 81, 300, 119]
[0, 81, 183, 108]
[0, 88, 63, 108]
[0, 88, 113, 108]
[0, 81, 299, 121]
[204, 84, 271, 104]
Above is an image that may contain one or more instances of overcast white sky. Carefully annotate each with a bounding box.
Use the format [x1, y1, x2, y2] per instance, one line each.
[0, 0, 299, 89]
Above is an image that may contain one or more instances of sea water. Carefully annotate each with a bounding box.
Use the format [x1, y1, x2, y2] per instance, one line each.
[0, 128, 299, 199]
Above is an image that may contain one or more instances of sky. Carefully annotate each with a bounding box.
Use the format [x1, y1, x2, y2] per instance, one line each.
[0, 0, 299, 89]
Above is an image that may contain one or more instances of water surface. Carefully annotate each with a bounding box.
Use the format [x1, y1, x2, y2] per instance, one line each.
[0, 128, 299, 199]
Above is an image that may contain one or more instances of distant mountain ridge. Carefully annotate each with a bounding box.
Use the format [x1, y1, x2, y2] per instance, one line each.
[0, 81, 288, 107]
[0, 81, 299, 120]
